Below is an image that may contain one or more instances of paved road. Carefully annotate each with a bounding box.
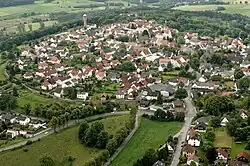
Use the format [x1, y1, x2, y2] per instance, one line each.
[0, 111, 129, 152]
[104, 111, 139, 166]
[170, 89, 196, 166]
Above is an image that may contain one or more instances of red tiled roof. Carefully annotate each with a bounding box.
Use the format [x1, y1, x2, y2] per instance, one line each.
[216, 148, 228, 158]
[237, 152, 249, 160]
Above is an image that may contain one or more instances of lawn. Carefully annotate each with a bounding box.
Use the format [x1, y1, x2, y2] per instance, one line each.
[173, 4, 250, 16]
[214, 128, 250, 158]
[161, 70, 179, 81]
[214, 128, 232, 148]
[111, 118, 182, 166]
[0, 115, 130, 166]
[0, 61, 7, 80]
[16, 90, 61, 112]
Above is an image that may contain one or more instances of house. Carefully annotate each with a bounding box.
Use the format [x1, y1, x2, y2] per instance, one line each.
[182, 144, 196, 157]
[216, 148, 229, 161]
[195, 117, 209, 126]
[187, 128, 200, 147]
[239, 109, 248, 120]
[220, 117, 229, 127]
[192, 82, 215, 90]
[198, 76, 207, 83]
[41, 81, 53, 91]
[149, 84, 175, 97]
[194, 122, 207, 132]
[107, 72, 121, 82]
[139, 100, 151, 110]
[116, 90, 125, 99]
[48, 56, 60, 64]
[96, 71, 106, 80]
[237, 152, 249, 163]
[140, 88, 158, 101]
[187, 153, 199, 166]
[173, 99, 185, 108]
[77, 92, 89, 100]
[153, 160, 165, 166]
[38, 62, 48, 70]
[54, 87, 64, 98]
[23, 72, 33, 79]
[228, 160, 243, 166]
[168, 77, 189, 87]
[0, 113, 15, 123]
[6, 130, 27, 138]
[29, 119, 47, 129]
[11, 116, 30, 126]
[158, 143, 174, 154]
[101, 93, 108, 101]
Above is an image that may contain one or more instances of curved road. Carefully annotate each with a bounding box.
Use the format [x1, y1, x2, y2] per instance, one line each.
[0, 111, 129, 152]
[170, 89, 196, 166]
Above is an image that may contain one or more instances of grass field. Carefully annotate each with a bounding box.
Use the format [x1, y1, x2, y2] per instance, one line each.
[214, 128, 250, 158]
[161, 70, 179, 81]
[0, 62, 6, 80]
[0, 115, 130, 166]
[16, 90, 61, 112]
[214, 128, 232, 148]
[173, 4, 250, 16]
[111, 118, 182, 166]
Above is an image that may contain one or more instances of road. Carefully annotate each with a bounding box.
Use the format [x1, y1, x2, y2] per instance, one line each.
[104, 111, 139, 166]
[170, 88, 197, 166]
[0, 111, 129, 152]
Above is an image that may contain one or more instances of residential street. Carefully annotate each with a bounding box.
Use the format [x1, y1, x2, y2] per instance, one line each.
[0, 111, 129, 152]
[170, 89, 196, 166]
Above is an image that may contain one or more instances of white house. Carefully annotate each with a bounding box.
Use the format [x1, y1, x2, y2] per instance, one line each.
[116, 90, 125, 99]
[187, 128, 200, 147]
[216, 148, 228, 161]
[41, 81, 53, 91]
[6, 130, 27, 138]
[54, 88, 64, 98]
[77, 92, 89, 100]
[220, 117, 229, 127]
[240, 109, 248, 120]
[198, 76, 207, 83]
[11, 116, 30, 126]
[23, 72, 33, 79]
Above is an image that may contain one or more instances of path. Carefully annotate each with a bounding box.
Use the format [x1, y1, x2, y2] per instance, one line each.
[0, 111, 129, 152]
[170, 88, 196, 166]
[104, 111, 140, 166]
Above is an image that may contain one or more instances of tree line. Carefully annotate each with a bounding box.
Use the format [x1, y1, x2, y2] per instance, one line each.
[0, 0, 34, 7]
[84, 109, 136, 166]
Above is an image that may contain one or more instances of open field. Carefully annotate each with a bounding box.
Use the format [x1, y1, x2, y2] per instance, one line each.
[214, 128, 250, 158]
[111, 118, 182, 166]
[214, 128, 232, 148]
[0, 115, 130, 166]
[16, 90, 61, 112]
[0, 61, 7, 80]
[173, 4, 250, 16]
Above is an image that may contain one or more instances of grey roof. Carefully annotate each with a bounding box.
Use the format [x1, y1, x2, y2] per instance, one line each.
[16, 116, 27, 121]
[107, 72, 120, 79]
[153, 161, 165, 166]
[1, 114, 15, 120]
[196, 117, 209, 124]
[149, 84, 174, 94]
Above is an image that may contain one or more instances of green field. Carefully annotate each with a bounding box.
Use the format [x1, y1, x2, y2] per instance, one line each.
[16, 90, 61, 111]
[111, 118, 182, 166]
[214, 128, 232, 148]
[173, 4, 250, 16]
[214, 128, 250, 158]
[0, 115, 130, 166]
[0, 62, 7, 80]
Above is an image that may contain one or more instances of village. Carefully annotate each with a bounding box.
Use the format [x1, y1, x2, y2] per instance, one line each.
[1, 16, 249, 166]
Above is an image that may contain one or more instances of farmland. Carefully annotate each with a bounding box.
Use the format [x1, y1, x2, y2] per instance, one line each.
[0, 115, 130, 166]
[173, 4, 250, 16]
[111, 118, 182, 166]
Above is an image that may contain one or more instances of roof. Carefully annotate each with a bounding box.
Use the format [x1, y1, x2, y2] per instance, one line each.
[183, 144, 195, 154]
[196, 117, 209, 124]
[216, 148, 228, 158]
[96, 71, 105, 77]
[188, 128, 198, 139]
[228, 160, 242, 166]
[237, 152, 249, 160]
[159, 58, 170, 63]
[54, 87, 63, 94]
[42, 81, 51, 87]
[149, 84, 174, 94]
[153, 161, 165, 166]
[173, 99, 184, 107]
[16, 116, 27, 121]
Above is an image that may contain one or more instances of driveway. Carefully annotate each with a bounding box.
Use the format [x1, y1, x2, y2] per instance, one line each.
[0, 111, 129, 152]
[170, 89, 196, 166]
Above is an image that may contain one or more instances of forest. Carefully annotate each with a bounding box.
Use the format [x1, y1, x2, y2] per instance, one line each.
[0, 0, 34, 7]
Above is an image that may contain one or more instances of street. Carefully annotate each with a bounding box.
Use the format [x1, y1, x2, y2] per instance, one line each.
[170, 89, 196, 166]
[0, 111, 130, 152]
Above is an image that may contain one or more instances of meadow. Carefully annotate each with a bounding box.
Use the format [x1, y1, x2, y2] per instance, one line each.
[111, 118, 182, 166]
[173, 4, 250, 16]
[0, 115, 130, 166]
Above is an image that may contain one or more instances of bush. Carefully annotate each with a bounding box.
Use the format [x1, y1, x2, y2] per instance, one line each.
[23, 148, 28, 152]
[26, 140, 33, 145]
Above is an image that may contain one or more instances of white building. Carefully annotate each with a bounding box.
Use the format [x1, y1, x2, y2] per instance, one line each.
[77, 92, 89, 100]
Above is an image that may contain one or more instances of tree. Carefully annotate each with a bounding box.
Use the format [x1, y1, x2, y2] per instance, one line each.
[12, 87, 18, 97]
[0, 94, 17, 111]
[96, 131, 109, 149]
[177, 36, 185, 44]
[238, 77, 250, 90]
[189, 161, 197, 166]
[78, 120, 89, 141]
[39, 155, 55, 166]
[157, 144, 169, 161]
[28, 24, 33, 31]
[245, 140, 250, 150]
[142, 30, 149, 37]
[209, 116, 221, 128]
[24, 104, 31, 115]
[174, 88, 188, 99]
[154, 109, 167, 120]
[234, 68, 244, 79]
[84, 122, 104, 147]
[133, 148, 158, 166]
[205, 131, 215, 142]
[226, 118, 239, 136]
[106, 138, 117, 155]
[50, 116, 58, 132]
[156, 94, 163, 105]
